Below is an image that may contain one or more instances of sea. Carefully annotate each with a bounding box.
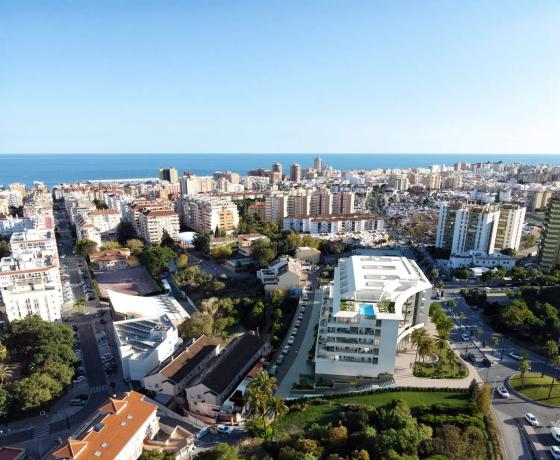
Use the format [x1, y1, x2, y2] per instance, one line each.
[1, 153, 559, 188]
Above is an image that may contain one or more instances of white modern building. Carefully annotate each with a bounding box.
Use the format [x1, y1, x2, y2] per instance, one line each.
[10, 229, 58, 259]
[493, 204, 526, 251]
[283, 214, 384, 234]
[113, 314, 182, 382]
[315, 254, 432, 379]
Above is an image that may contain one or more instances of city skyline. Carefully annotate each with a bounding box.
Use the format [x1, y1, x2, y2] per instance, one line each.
[2, 1, 560, 154]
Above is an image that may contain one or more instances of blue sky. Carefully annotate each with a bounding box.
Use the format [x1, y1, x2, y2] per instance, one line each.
[1, 1, 559, 154]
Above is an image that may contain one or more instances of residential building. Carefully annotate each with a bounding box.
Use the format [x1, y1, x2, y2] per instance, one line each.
[159, 167, 179, 184]
[0, 216, 34, 237]
[178, 175, 215, 195]
[0, 192, 9, 216]
[295, 246, 321, 264]
[247, 200, 266, 221]
[0, 253, 63, 322]
[290, 163, 302, 182]
[185, 332, 265, 419]
[527, 188, 552, 212]
[48, 391, 159, 460]
[256, 256, 308, 293]
[286, 191, 311, 217]
[76, 209, 121, 244]
[90, 248, 131, 271]
[180, 195, 239, 234]
[264, 193, 287, 222]
[314, 156, 323, 172]
[113, 314, 183, 382]
[143, 335, 220, 396]
[125, 199, 172, 233]
[272, 162, 283, 179]
[315, 254, 432, 379]
[138, 209, 180, 245]
[213, 171, 240, 185]
[493, 204, 526, 251]
[9, 229, 58, 259]
[435, 204, 500, 254]
[539, 199, 560, 271]
[283, 214, 384, 234]
[448, 251, 515, 270]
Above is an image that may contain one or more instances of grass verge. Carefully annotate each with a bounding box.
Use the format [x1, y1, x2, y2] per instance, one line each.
[509, 372, 560, 406]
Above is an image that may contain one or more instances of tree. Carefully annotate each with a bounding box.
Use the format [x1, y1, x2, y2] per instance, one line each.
[458, 312, 466, 329]
[245, 371, 287, 440]
[73, 298, 87, 314]
[251, 238, 277, 267]
[40, 360, 74, 386]
[143, 245, 177, 278]
[0, 240, 9, 258]
[210, 245, 233, 260]
[117, 221, 136, 244]
[138, 450, 175, 460]
[0, 342, 7, 362]
[519, 354, 532, 385]
[491, 335, 500, 355]
[548, 354, 560, 399]
[179, 312, 214, 338]
[0, 364, 12, 383]
[474, 383, 492, 415]
[542, 340, 559, 378]
[417, 337, 435, 362]
[195, 443, 239, 460]
[100, 240, 121, 251]
[160, 229, 175, 248]
[76, 239, 97, 258]
[0, 385, 8, 419]
[177, 253, 189, 269]
[193, 231, 211, 255]
[410, 328, 428, 362]
[434, 336, 447, 357]
[11, 373, 62, 412]
[93, 198, 108, 210]
[126, 238, 144, 254]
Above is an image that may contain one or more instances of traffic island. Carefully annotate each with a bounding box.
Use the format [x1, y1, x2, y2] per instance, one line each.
[508, 372, 560, 407]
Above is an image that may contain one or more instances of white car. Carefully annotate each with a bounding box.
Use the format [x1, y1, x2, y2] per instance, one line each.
[550, 446, 560, 460]
[72, 376, 86, 384]
[461, 333, 470, 341]
[525, 412, 539, 427]
[496, 386, 509, 398]
[509, 352, 521, 360]
[216, 424, 233, 434]
[287, 335, 295, 345]
[282, 345, 290, 355]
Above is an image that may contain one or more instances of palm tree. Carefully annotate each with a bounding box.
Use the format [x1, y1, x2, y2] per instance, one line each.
[435, 317, 453, 341]
[73, 297, 87, 314]
[519, 354, 532, 386]
[0, 342, 7, 362]
[434, 335, 448, 360]
[491, 336, 500, 355]
[548, 354, 560, 399]
[542, 340, 559, 378]
[417, 337, 435, 363]
[0, 363, 12, 383]
[473, 326, 483, 341]
[245, 371, 281, 440]
[458, 312, 466, 330]
[410, 328, 428, 362]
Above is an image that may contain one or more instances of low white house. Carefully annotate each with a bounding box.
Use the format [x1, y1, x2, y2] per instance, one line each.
[448, 251, 515, 270]
[256, 256, 308, 293]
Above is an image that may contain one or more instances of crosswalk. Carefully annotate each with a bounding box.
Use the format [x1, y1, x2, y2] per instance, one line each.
[33, 424, 50, 439]
[89, 383, 109, 394]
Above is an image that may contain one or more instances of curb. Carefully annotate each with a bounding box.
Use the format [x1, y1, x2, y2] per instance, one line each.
[505, 375, 560, 409]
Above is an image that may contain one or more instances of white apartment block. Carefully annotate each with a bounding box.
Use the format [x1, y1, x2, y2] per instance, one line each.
[10, 229, 58, 259]
[283, 214, 384, 234]
[64, 193, 96, 225]
[113, 314, 182, 382]
[0, 253, 63, 322]
[124, 199, 172, 233]
[0, 192, 10, 215]
[179, 175, 215, 196]
[315, 254, 432, 379]
[265, 193, 288, 222]
[138, 208, 180, 245]
[436, 204, 500, 255]
[0, 216, 34, 237]
[88, 209, 121, 238]
[493, 204, 526, 251]
[104, 192, 134, 219]
[180, 195, 239, 234]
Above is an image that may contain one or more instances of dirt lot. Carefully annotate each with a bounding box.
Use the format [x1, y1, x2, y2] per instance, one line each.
[95, 266, 160, 297]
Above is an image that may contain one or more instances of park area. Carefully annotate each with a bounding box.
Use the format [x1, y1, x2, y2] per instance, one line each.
[413, 343, 468, 379]
[94, 266, 160, 298]
[276, 389, 473, 434]
[509, 372, 560, 406]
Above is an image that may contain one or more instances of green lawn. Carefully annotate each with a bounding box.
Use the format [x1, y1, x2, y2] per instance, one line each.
[277, 390, 472, 434]
[413, 346, 468, 379]
[509, 372, 560, 406]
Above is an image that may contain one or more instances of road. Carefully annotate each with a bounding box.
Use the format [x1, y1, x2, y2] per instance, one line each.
[443, 288, 560, 460]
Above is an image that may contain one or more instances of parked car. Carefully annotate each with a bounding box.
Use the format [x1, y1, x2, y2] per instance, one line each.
[282, 345, 290, 355]
[68, 398, 86, 406]
[496, 386, 509, 398]
[269, 365, 278, 376]
[550, 446, 560, 460]
[72, 376, 86, 384]
[551, 426, 560, 443]
[216, 424, 233, 434]
[276, 355, 284, 365]
[461, 333, 470, 341]
[525, 412, 539, 427]
[288, 335, 295, 345]
[509, 352, 521, 360]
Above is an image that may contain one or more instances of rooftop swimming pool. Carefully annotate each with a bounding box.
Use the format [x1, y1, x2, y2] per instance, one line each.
[359, 304, 376, 317]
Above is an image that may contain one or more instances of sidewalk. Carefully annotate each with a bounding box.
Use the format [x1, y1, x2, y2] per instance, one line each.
[393, 318, 482, 389]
